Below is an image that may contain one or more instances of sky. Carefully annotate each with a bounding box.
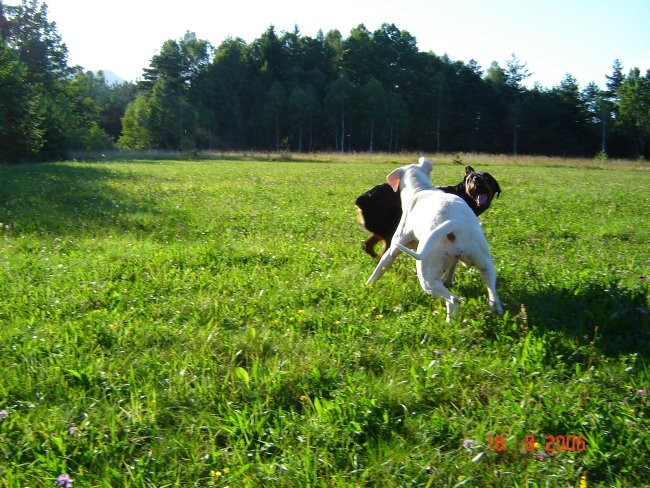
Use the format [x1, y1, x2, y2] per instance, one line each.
[42, 0, 650, 89]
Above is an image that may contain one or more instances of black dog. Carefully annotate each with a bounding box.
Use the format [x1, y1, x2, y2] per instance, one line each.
[356, 165, 501, 260]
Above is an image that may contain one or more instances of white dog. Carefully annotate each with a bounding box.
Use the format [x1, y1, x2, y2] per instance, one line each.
[366, 157, 504, 322]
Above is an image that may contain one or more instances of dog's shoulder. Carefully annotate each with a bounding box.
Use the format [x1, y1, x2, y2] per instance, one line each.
[409, 188, 454, 206]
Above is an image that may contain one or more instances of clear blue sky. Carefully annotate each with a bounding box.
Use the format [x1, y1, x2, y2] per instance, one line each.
[44, 0, 649, 88]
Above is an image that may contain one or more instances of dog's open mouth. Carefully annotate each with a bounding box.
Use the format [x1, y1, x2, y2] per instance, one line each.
[475, 193, 489, 208]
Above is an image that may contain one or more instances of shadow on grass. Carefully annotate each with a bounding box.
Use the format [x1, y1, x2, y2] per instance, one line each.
[511, 280, 650, 358]
[0, 162, 164, 237]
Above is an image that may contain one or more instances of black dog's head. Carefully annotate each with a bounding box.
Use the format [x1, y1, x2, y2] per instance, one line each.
[463, 165, 501, 213]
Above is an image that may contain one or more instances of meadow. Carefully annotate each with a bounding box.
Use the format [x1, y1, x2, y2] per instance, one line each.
[0, 154, 648, 487]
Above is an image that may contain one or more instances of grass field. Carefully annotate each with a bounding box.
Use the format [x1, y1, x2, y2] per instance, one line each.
[0, 154, 648, 487]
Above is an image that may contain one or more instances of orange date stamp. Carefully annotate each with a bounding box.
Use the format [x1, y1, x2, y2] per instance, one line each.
[487, 434, 587, 453]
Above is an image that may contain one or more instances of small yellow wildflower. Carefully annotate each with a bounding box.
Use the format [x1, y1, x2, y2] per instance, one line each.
[223, 467, 230, 474]
[580, 473, 588, 488]
[534, 442, 541, 449]
[211, 470, 222, 480]
[300, 395, 309, 402]
[297, 309, 305, 314]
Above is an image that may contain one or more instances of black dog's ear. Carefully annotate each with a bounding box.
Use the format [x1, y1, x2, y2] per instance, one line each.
[464, 165, 475, 176]
[482, 172, 501, 197]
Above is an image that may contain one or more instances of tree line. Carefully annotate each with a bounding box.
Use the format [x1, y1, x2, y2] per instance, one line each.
[1, 0, 649, 163]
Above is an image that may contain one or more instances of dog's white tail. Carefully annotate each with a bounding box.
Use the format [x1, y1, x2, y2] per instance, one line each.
[395, 220, 456, 260]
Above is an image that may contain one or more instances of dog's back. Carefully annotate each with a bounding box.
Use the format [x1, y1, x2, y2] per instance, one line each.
[410, 188, 475, 221]
[401, 189, 489, 260]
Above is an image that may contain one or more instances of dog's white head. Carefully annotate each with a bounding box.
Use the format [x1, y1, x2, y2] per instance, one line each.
[386, 157, 434, 193]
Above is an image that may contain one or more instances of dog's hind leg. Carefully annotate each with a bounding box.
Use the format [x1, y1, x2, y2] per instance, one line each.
[418, 272, 461, 323]
[478, 259, 504, 315]
[363, 234, 383, 260]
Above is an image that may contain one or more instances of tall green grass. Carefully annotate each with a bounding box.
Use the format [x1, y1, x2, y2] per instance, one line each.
[0, 157, 648, 487]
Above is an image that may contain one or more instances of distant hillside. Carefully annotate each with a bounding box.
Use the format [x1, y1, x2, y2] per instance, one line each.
[96, 70, 126, 85]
